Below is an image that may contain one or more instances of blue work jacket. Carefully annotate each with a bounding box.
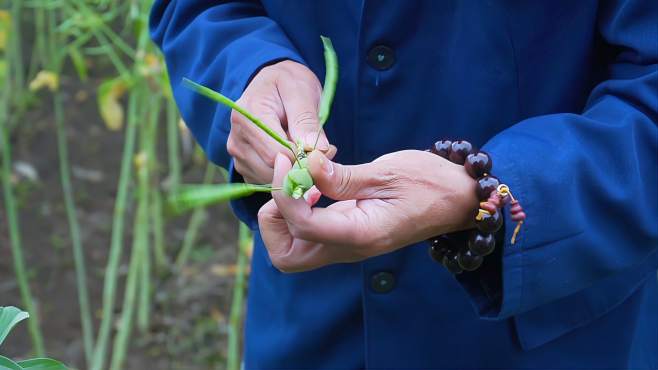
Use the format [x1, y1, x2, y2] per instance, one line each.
[151, 1, 658, 369]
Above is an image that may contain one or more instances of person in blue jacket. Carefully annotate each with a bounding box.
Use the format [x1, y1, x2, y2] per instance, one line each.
[150, 1, 658, 369]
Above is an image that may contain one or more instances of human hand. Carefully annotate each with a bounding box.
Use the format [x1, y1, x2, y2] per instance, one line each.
[227, 60, 337, 184]
[257, 150, 479, 272]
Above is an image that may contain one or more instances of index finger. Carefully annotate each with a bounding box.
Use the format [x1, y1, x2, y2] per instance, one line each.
[278, 78, 330, 152]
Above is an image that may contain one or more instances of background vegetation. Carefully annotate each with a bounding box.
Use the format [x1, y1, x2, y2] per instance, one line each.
[1, 1, 250, 369]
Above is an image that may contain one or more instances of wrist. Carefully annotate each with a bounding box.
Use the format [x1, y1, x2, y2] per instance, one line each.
[451, 164, 480, 232]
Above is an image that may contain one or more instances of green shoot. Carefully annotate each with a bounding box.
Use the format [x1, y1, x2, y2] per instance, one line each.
[167, 183, 277, 215]
[318, 36, 338, 126]
[181, 78, 295, 155]
[314, 36, 339, 149]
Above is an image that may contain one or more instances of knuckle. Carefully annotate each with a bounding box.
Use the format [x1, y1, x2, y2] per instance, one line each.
[288, 222, 311, 240]
[226, 136, 239, 157]
[257, 207, 270, 223]
[335, 167, 353, 197]
[262, 151, 276, 168]
[230, 108, 242, 124]
[233, 160, 248, 177]
[292, 111, 319, 128]
[270, 254, 293, 273]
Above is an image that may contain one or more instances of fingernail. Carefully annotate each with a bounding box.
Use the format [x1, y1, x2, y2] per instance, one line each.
[305, 132, 329, 151]
[320, 156, 334, 176]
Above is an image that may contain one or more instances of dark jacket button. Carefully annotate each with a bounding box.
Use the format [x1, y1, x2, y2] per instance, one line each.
[367, 45, 396, 70]
[370, 271, 396, 293]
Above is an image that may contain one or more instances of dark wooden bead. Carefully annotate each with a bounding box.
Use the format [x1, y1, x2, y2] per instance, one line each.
[431, 140, 452, 159]
[468, 231, 495, 256]
[464, 151, 492, 179]
[429, 244, 450, 264]
[428, 236, 450, 261]
[476, 175, 500, 201]
[448, 140, 474, 165]
[442, 252, 463, 274]
[457, 250, 484, 271]
[476, 209, 503, 233]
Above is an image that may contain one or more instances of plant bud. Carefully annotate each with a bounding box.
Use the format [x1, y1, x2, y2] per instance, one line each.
[283, 167, 314, 199]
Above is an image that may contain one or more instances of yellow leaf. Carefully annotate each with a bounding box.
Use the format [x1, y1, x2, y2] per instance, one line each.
[29, 70, 59, 92]
[97, 78, 127, 131]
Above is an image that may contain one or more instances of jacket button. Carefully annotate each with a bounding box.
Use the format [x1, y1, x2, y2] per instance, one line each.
[367, 45, 395, 70]
[370, 272, 396, 293]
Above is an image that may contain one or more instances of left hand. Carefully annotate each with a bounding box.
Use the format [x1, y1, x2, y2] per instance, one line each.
[257, 150, 479, 272]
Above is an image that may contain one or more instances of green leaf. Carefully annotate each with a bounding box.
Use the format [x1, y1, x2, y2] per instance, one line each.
[17, 358, 68, 370]
[0, 355, 22, 370]
[68, 45, 88, 82]
[0, 307, 29, 347]
[167, 183, 273, 215]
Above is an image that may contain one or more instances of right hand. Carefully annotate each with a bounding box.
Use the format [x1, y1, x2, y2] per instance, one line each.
[227, 60, 337, 184]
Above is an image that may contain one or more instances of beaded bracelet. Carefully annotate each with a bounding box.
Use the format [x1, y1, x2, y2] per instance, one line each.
[426, 140, 526, 274]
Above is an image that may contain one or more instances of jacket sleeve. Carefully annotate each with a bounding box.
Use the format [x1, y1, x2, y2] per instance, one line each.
[457, 0, 657, 322]
[149, 0, 305, 169]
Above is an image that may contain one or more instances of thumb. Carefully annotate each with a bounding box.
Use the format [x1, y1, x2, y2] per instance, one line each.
[307, 150, 383, 200]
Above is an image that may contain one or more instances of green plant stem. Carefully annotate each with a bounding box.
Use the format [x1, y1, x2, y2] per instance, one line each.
[91, 90, 140, 370]
[46, 4, 95, 365]
[0, 66, 45, 359]
[227, 223, 251, 370]
[92, 13, 153, 370]
[137, 183, 151, 332]
[174, 165, 216, 270]
[314, 36, 338, 149]
[27, 6, 47, 81]
[109, 197, 147, 370]
[137, 94, 161, 332]
[166, 101, 181, 191]
[149, 98, 168, 271]
[53, 90, 95, 366]
[9, 0, 25, 101]
[151, 189, 168, 271]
